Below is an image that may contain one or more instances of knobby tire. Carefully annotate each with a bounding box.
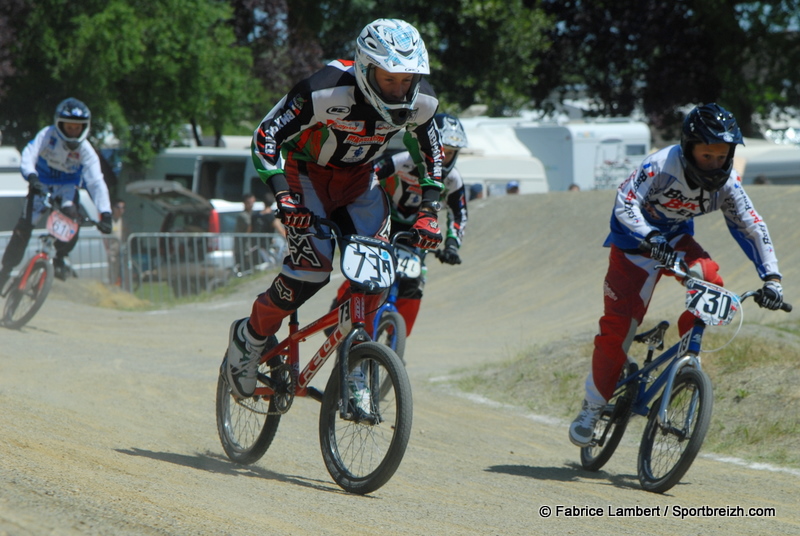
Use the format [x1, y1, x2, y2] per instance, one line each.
[580, 362, 637, 471]
[3, 259, 53, 329]
[318, 342, 412, 495]
[216, 360, 281, 465]
[375, 310, 407, 362]
[637, 367, 713, 493]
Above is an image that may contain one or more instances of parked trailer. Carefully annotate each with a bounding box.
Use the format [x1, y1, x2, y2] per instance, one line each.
[512, 120, 651, 191]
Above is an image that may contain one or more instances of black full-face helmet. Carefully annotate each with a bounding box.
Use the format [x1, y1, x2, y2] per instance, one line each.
[54, 98, 91, 150]
[434, 113, 468, 176]
[680, 103, 744, 192]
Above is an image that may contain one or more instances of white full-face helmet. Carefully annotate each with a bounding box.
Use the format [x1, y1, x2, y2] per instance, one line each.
[354, 18, 430, 127]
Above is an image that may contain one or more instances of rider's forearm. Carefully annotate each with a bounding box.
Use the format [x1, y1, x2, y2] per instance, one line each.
[266, 173, 290, 196]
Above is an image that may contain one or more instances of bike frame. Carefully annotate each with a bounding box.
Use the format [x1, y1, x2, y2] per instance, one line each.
[372, 239, 424, 336]
[249, 219, 396, 423]
[616, 321, 705, 427]
[6, 197, 87, 296]
[250, 291, 377, 419]
[372, 275, 401, 335]
[11, 249, 50, 293]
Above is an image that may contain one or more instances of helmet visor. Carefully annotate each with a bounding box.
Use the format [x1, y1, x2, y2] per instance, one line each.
[366, 66, 421, 104]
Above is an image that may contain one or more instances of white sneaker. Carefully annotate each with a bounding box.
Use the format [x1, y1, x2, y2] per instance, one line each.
[225, 318, 267, 398]
[348, 367, 372, 415]
[569, 399, 604, 447]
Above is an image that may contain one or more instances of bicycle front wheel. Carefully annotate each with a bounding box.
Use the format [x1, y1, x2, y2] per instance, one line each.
[3, 259, 53, 329]
[637, 367, 713, 493]
[216, 360, 281, 465]
[319, 342, 413, 495]
[374, 310, 407, 362]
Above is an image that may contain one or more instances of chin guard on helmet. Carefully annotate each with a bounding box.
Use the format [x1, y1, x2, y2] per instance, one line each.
[354, 19, 429, 126]
[54, 98, 91, 150]
[680, 103, 743, 192]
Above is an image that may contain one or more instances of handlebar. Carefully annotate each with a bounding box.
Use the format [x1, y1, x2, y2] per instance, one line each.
[309, 218, 421, 249]
[741, 289, 793, 312]
[639, 239, 792, 313]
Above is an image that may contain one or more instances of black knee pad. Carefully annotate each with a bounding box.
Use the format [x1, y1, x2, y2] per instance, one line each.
[61, 204, 79, 219]
[268, 274, 330, 310]
[1, 219, 34, 268]
[55, 229, 80, 257]
[398, 276, 424, 300]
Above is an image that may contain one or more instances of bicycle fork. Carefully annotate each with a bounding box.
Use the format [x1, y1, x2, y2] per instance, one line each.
[3, 252, 49, 297]
[655, 323, 705, 432]
[337, 293, 379, 424]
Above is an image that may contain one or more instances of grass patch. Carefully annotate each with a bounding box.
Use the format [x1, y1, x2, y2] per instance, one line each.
[127, 268, 278, 310]
[449, 319, 800, 468]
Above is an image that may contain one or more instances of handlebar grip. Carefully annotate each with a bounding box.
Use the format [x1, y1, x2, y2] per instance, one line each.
[753, 289, 793, 312]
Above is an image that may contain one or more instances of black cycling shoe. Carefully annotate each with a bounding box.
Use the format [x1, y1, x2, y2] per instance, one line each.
[53, 257, 69, 281]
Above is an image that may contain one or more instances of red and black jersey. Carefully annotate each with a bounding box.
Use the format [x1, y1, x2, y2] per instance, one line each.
[253, 60, 443, 196]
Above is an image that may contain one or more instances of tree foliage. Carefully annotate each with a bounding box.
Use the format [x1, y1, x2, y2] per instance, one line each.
[307, 0, 552, 116]
[533, 0, 800, 138]
[0, 0, 252, 168]
[2, 0, 800, 166]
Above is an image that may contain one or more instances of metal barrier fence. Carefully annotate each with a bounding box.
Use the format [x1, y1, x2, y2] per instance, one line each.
[0, 230, 284, 305]
[126, 232, 284, 303]
[0, 230, 117, 284]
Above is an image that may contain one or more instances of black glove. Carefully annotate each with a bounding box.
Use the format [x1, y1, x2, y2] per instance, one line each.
[438, 238, 461, 265]
[756, 279, 783, 310]
[98, 212, 113, 234]
[27, 173, 45, 195]
[644, 233, 676, 266]
[276, 192, 313, 228]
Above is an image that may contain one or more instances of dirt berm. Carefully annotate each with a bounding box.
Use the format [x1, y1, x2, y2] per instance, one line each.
[1, 186, 798, 535]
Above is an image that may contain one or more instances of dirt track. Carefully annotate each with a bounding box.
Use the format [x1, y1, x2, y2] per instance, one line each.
[1, 187, 798, 535]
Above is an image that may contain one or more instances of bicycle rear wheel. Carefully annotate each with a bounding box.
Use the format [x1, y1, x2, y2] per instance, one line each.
[216, 359, 282, 465]
[580, 362, 637, 471]
[319, 342, 412, 494]
[3, 259, 53, 329]
[374, 310, 407, 362]
[637, 367, 713, 493]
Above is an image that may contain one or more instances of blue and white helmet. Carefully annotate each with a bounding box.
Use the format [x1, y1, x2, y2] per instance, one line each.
[54, 98, 91, 150]
[355, 19, 429, 127]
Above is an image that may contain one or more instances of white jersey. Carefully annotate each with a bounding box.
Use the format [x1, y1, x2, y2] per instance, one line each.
[606, 144, 780, 279]
[20, 126, 111, 214]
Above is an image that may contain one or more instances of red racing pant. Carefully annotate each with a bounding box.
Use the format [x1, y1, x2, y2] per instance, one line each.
[248, 159, 390, 339]
[588, 236, 722, 403]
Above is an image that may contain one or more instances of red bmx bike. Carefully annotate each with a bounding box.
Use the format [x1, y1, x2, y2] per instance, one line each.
[216, 218, 413, 495]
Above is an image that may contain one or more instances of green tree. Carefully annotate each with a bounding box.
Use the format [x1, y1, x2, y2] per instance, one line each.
[304, 1, 553, 115]
[0, 0, 252, 168]
[533, 0, 800, 138]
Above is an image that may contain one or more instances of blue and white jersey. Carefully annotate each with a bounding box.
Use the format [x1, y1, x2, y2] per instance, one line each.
[606, 144, 780, 279]
[20, 126, 111, 213]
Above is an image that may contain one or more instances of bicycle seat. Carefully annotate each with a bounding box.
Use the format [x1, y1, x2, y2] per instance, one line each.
[633, 320, 670, 349]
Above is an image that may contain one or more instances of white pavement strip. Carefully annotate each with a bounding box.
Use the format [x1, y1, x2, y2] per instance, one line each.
[430, 377, 800, 477]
